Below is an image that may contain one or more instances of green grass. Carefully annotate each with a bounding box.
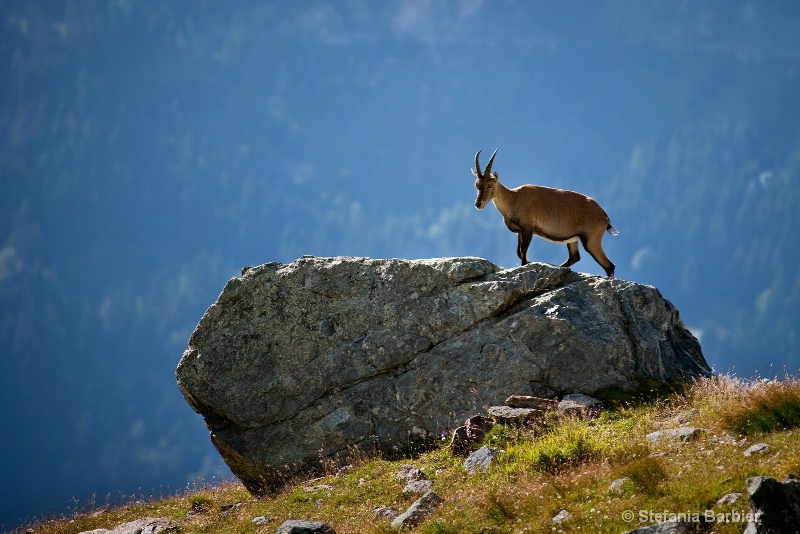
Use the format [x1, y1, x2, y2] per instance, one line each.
[721, 380, 800, 434]
[17, 374, 800, 534]
[500, 419, 608, 474]
[621, 455, 668, 497]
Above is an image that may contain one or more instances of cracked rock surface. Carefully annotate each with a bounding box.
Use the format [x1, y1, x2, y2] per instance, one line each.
[176, 256, 710, 494]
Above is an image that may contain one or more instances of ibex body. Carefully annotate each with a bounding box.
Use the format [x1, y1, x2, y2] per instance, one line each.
[472, 149, 618, 278]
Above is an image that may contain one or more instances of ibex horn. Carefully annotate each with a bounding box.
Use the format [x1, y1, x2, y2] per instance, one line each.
[484, 148, 498, 176]
[474, 150, 483, 177]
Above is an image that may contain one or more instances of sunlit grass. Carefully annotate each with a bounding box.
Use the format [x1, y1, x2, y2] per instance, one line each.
[690, 374, 800, 435]
[499, 418, 608, 474]
[17, 374, 800, 534]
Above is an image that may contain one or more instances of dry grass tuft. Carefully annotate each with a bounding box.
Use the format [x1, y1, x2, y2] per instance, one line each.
[688, 373, 800, 435]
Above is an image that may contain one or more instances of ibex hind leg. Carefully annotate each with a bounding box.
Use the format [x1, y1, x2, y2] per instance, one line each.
[561, 241, 580, 268]
[581, 235, 615, 278]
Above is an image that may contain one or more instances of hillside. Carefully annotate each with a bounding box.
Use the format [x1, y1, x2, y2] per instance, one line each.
[17, 375, 800, 533]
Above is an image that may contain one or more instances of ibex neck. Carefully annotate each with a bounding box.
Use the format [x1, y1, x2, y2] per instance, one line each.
[491, 181, 515, 215]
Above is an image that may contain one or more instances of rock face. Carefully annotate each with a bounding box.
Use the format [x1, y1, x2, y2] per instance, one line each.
[176, 256, 709, 494]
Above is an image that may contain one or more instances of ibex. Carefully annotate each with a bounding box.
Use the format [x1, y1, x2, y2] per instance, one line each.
[472, 149, 619, 278]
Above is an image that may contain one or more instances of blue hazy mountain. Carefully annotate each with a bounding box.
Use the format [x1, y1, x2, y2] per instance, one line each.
[2, 1, 799, 528]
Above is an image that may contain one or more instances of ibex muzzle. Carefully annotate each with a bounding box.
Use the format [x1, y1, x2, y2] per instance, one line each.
[472, 149, 619, 278]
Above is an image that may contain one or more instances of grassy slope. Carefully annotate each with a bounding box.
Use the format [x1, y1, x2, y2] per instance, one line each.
[20, 376, 800, 534]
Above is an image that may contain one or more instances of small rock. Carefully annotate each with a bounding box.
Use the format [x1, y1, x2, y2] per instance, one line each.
[390, 491, 444, 529]
[449, 415, 495, 453]
[403, 479, 434, 494]
[621, 518, 699, 533]
[715, 492, 741, 506]
[552, 509, 572, 523]
[449, 425, 470, 452]
[609, 477, 631, 493]
[79, 518, 171, 534]
[220, 501, 248, 512]
[558, 393, 602, 416]
[371, 506, 400, 520]
[303, 484, 335, 492]
[743, 443, 769, 457]
[276, 520, 336, 534]
[646, 427, 704, 445]
[396, 464, 427, 483]
[464, 445, 498, 474]
[252, 516, 272, 526]
[487, 405, 542, 424]
[187, 501, 207, 516]
[672, 408, 698, 426]
[505, 395, 558, 410]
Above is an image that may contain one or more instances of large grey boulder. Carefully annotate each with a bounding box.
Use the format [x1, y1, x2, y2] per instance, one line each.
[176, 256, 709, 494]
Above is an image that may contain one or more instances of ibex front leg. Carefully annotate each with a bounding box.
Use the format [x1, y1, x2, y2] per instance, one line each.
[562, 241, 580, 268]
[517, 231, 533, 265]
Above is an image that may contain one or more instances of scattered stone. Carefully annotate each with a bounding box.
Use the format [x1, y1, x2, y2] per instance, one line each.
[552, 509, 572, 523]
[743, 443, 769, 457]
[487, 405, 542, 424]
[371, 506, 400, 520]
[609, 477, 631, 493]
[716, 492, 742, 507]
[557, 393, 603, 416]
[449, 415, 495, 453]
[187, 500, 207, 517]
[276, 520, 336, 534]
[505, 395, 558, 410]
[403, 479, 434, 494]
[672, 408, 698, 426]
[79, 518, 170, 534]
[252, 516, 272, 526]
[303, 484, 335, 492]
[396, 464, 427, 483]
[744, 475, 800, 533]
[177, 257, 710, 492]
[220, 501, 249, 512]
[390, 491, 445, 529]
[622, 518, 703, 533]
[449, 426, 471, 453]
[646, 427, 704, 445]
[464, 445, 498, 474]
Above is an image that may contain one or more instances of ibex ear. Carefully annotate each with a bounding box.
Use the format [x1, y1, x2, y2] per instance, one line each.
[471, 168, 480, 178]
[491, 172, 499, 180]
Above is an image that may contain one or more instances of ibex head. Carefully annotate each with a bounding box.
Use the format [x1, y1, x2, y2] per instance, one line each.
[471, 148, 499, 210]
